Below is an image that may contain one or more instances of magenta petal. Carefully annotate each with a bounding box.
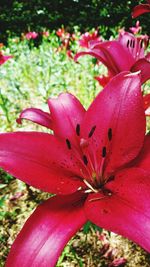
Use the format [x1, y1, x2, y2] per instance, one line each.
[131, 58, 150, 84]
[94, 74, 111, 87]
[133, 135, 150, 172]
[74, 50, 108, 65]
[85, 168, 150, 252]
[6, 193, 87, 267]
[17, 107, 53, 129]
[144, 93, 150, 110]
[74, 49, 117, 76]
[81, 72, 145, 174]
[0, 53, 13, 65]
[75, 41, 134, 76]
[0, 132, 84, 194]
[132, 4, 150, 18]
[48, 92, 85, 145]
[93, 41, 134, 73]
[146, 52, 150, 61]
[144, 93, 150, 116]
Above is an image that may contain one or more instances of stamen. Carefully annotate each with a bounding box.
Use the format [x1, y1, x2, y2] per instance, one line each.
[83, 155, 88, 165]
[108, 128, 112, 141]
[76, 124, 80, 136]
[140, 39, 143, 48]
[130, 39, 132, 47]
[83, 179, 98, 193]
[66, 139, 71, 149]
[102, 146, 106, 157]
[89, 196, 107, 202]
[88, 125, 96, 138]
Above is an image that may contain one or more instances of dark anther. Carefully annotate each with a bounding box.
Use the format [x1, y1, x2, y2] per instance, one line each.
[127, 40, 129, 48]
[130, 39, 132, 47]
[108, 128, 112, 141]
[140, 39, 143, 48]
[88, 125, 96, 138]
[146, 38, 149, 48]
[83, 155, 88, 165]
[66, 139, 71, 149]
[132, 40, 135, 48]
[76, 124, 80, 136]
[108, 175, 115, 182]
[102, 146, 106, 157]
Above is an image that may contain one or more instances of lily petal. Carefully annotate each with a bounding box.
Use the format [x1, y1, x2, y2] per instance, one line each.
[0, 132, 85, 194]
[74, 50, 110, 70]
[132, 4, 150, 18]
[85, 168, 150, 252]
[131, 58, 150, 84]
[48, 92, 85, 145]
[146, 52, 150, 61]
[94, 75, 111, 87]
[81, 72, 145, 174]
[6, 193, 87, 267]
[144, 93, 150, 115]
[16, 108, 53, 129]
[92, 41, 134, 72]
[133, 135, 150, 172]
[75, 41, 134, 76]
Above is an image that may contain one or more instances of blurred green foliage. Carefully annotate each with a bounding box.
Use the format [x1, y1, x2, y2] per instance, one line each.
[0, 0, 149, 43]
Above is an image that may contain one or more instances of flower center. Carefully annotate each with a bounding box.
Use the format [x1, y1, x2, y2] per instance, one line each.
[65, 123, 115, 195]
[126, 37, 149, 59]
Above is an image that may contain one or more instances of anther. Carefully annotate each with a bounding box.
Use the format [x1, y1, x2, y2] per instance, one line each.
[76, 124, 80, 136]
[66, 139, 71, 149]
[102, 146, 106, 157]
[132, 40, 135, 48]
[127, 39, 129, 48]
[83, 155, 88, 165]
[88, 125, 96, 138]
[140, 39, 143, 48]
[107, 175, 115, 182]
[108, 128, 112, 141]
[130, 39, 133, 47]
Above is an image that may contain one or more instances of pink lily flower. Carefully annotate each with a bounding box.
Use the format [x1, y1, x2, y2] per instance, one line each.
[56, 27, 71, 50]
[75, 31, 150, 86]
[25, 31, 38, 40]
[79, 30, 102, 48]
[129, 20, 142, 35]
[41, 31, 49, 37]
[0, 51, 12, 65]
[132, 0, 150, 18]
[1, 72, 150, 266]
